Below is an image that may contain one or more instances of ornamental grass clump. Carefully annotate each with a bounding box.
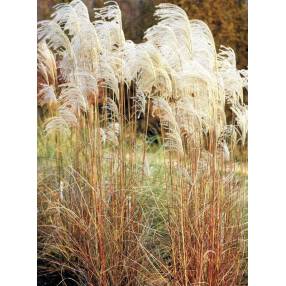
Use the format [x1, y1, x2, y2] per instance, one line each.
[37, 1, 248, 285]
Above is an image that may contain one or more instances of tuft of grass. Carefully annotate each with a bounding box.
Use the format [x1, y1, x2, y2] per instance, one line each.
[37, 1, 248, 285]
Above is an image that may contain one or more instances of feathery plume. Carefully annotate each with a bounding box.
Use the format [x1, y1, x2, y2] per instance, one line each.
[152, 97, 184, 155]
[231, 104, 248, 146]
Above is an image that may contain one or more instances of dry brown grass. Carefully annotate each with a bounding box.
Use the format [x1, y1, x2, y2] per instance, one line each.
[37, 1, 248, 285]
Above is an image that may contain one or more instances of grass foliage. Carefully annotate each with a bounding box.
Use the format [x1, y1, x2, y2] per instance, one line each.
[37, 1, 248, 285]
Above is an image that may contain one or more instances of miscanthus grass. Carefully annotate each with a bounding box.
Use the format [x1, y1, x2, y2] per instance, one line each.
[38, 1, 248, 285]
